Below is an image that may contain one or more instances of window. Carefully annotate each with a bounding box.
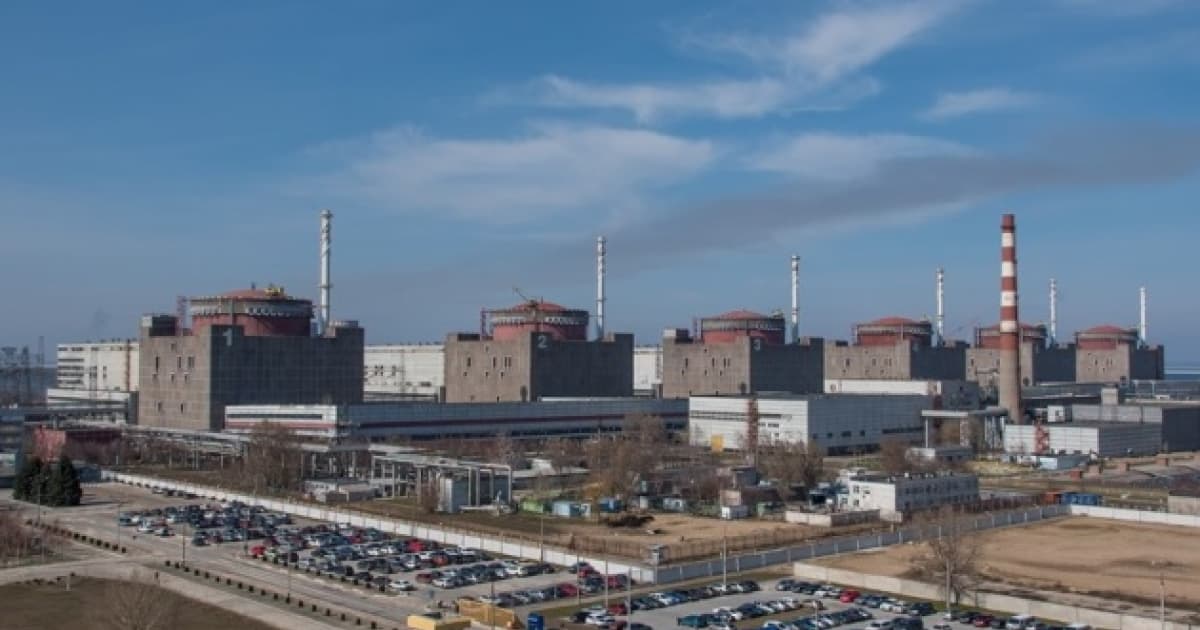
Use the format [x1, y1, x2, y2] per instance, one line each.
[177, 356, 182, 369]
[179, 403, 186, 413]
[466, 357, 472, 368]
[156, 402, 163, 412]
[155, 356, 160, 371]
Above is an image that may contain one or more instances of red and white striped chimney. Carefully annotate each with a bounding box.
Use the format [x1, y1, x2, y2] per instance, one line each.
[999, 213, 1023, 423]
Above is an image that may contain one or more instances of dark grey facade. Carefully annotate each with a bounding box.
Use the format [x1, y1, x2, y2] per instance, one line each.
[660, 333, 824, 399]
[137, 315, 364, 432]
[967, 343, 1077, 391]
[1070, 402, 1200, 452]
[442, 332, 633, 403]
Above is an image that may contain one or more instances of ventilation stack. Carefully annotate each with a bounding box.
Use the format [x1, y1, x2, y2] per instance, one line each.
[1139, 286, 1148, 348]
[596, 236, 607, 340]
[790, 255, 800, 343]
[999, 213, 1023, 423]
[1049, 278, 1058, 347]
[935, 267, 945, 346]
[319, 209, 333, 335]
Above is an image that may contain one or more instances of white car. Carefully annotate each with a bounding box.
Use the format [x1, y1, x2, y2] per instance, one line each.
[389, 579, 415, 592]
[586, 614, 615, 626]
[713, 608, 745, 621]
[867, 620, 893, 630]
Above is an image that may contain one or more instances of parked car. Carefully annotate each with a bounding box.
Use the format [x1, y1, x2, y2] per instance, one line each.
[677, 615, 711, 629]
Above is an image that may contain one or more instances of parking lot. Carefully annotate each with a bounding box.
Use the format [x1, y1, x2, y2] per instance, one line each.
[548, 576, 1089, 630]
[115, 486, 596, 606]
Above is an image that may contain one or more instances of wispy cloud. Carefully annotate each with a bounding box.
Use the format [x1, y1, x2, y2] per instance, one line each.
[513, 0, 958, 123]
[298, 123, 716, 223]
[921, 87, 1039, 120]
[746, 132, 970, 180]
[1068, 29, 1200, 70]
[704, 0, 960, 82]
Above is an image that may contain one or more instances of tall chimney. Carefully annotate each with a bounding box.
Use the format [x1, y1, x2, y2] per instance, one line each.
[790, 255, 801, 343]
[1139, 286, 1148, 348]
[1049, 278, 1058, 347]
[319, 209, 333, 335]
[999, 213, 1023, 423]
[596, 236, 606, 340]
[935, 267, 945, 346]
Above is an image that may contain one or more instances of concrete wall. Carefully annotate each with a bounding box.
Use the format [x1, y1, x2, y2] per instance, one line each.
[444, 332, 632, 403]
[662, 337, 824, 400]
[1167, 495, 1200, 516]
[826, 343, 966, 382]
[138, 321, 363, 432]
[1076, 345, 1164, 384]
[784, 510, 880, 527]
[634, 346, 663, 395]
[791, 563, 1191, 630]
[968, 344, 1077, 390]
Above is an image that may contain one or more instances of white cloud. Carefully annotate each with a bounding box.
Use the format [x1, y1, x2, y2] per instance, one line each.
[534, 75, 883, 124]
[921, 88, 1039, 120]
[746, 132, 970, 180]
[710, 0, 959, 82]
[516, 1, 956, 122]
[304, 124, 716, 223]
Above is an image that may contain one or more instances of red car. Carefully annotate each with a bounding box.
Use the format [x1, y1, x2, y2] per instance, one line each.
[839, 590, 860, 604]
[607, 603, 628, 616]
[973, 615, 995, 628]
[249, 545, 267, 558]
[557, 583, 579, 597]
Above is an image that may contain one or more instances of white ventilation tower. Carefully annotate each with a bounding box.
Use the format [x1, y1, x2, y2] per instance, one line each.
[935, 267, 945, 346]
[790, 255, 800, 343]
[596, 236, 607, 340]
[1049, 278, 1058, 347]
[319, 209, 333, 335]
[1139, 286, 1148, 348]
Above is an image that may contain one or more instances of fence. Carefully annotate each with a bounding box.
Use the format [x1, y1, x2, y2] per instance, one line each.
[1069, 504, 1200, 528]
[652, 505, 1069, 584]
[791, 563, 1196, 630]
[103, 471, 1076, 585]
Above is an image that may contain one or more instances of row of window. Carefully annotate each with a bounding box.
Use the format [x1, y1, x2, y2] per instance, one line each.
[154, 401, 187, 414]
[153, 355, 196, 371]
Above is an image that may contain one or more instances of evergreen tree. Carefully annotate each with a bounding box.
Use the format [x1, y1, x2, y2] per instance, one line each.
[57, 458, 83, 506]
[45, 459, 66, 506]
[13, 457, 45, 503]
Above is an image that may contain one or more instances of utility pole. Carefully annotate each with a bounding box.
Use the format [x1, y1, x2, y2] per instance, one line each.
[539, 512, 545, 563]
[116, 501, 123, 552]
[603, 558, 610, 608]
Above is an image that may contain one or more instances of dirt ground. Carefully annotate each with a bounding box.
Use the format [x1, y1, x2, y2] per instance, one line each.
[815, 517, 1200, 611]
[0, 577, 277, 630]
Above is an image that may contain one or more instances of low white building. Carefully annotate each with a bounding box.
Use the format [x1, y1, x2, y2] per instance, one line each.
[55, 341, 139, 392]
[363, 343, 444, 399]
[634, 346, 663, 396]
[824, 379, 981, 410]
[688, 394, 932, 454]
[1004, 422, 1162, 458]
[838, 470, 980, 521]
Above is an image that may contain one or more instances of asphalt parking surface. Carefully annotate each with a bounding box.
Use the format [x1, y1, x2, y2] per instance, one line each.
[554, 577, 1049, 630]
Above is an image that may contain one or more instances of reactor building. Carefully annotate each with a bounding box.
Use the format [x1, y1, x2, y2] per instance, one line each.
[824, 316, 967, 382]
[442, 299, 633, 403]
[660, 309, 824, 399]
[137, 285, 364, 432]
[966, 322, 1076, 390]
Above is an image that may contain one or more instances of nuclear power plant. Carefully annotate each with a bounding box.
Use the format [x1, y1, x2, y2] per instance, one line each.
[27, 209, 1178, 458]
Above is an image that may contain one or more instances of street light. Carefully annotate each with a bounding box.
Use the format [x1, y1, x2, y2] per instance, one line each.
[115, 501, 124, 552]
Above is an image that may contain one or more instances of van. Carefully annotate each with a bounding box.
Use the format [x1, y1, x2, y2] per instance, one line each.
[1006, 616, 1034, 630]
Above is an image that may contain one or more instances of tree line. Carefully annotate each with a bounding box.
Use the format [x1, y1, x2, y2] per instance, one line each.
[12, 457, 83, 507]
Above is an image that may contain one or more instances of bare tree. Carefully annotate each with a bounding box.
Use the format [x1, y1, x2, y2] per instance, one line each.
[879, 438, 915, 475]
[0, 508, 37, 567]
[758, 439, 826, 499]
[242, 422, 304, 495]
[103, 574, 180, 630]
[910, 507, 983, 612]
[487, 431, 522, 469]
[417, 479, 441, 513]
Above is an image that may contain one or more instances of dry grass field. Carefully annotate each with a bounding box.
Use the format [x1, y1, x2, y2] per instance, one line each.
[1, 577, 278, 630]
[816, 517, 1200, 610]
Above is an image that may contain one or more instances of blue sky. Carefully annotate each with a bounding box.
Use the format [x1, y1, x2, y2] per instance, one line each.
[3, 0, 1200, 362]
